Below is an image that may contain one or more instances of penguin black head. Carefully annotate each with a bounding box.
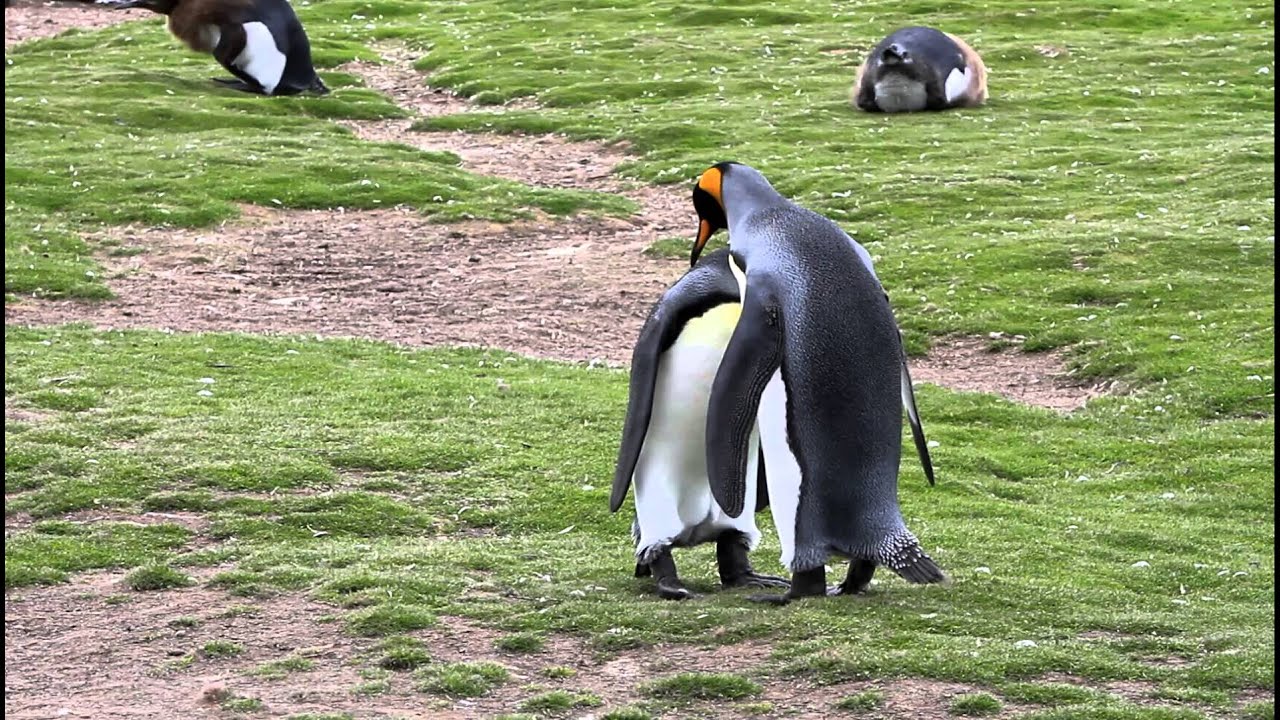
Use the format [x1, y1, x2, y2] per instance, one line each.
[690, 162, 735, 268]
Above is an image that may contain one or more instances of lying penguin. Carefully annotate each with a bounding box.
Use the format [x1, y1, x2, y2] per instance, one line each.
[611, 249, 789, 600]
[97, 0, 328, 96]
[690, 161, 949, 604]
[853, 26, 986, 113]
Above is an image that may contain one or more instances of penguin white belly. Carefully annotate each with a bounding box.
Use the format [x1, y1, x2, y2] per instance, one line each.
[944, 67, 972, 103]
[235, 22, 287, 94]
[758, 369, 802, 570]
[874, 75, 928, 113]
[633, 305, 760, 556]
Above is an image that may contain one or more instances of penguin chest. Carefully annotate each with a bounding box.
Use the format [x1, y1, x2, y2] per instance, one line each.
[633, 304, 757, 548]
[873, 74, 928, 113]
[233, 21, 288, 94]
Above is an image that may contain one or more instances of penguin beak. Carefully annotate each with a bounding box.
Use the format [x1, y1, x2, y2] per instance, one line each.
[691, 219, 714, 267]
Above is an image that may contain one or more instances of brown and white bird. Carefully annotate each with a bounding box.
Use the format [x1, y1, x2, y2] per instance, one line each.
[853, 26, 987, 113]
[97, 0, 328, 96]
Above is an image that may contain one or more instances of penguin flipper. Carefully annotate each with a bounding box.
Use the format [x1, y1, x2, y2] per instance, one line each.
[900, 360, 935, 486]
[610, 251, 742, 513]
[706, 274, 785, 519]
[609, 310, 664, 513]
[754, 445, 770, 513]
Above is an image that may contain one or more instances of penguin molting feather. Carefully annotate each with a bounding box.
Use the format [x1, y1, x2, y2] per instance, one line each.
[97, 0, 328, 96]
[689, 161, 948, 604]
[853, 26, 986, 113]
[611, 248, 789, 600]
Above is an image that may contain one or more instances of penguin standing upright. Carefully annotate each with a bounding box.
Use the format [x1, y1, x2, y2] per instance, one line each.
[98, 0, 328, 96]
[853, 26, 986, 113]
[689, 161, 948, 604]
[611, 248, 789, 600]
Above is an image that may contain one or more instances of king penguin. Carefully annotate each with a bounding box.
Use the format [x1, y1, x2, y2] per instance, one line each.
[610, 248, 789, 600]
[99, 0, 328, 96]
[689, 161, 948, 604]
[853, 26, 986, 113]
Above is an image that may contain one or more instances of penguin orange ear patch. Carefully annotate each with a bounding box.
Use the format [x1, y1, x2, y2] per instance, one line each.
[697, 167, 724, 206]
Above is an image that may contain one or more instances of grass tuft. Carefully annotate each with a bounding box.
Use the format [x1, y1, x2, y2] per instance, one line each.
[836, 689, 885, 711]
[415, 661, 509, 697]
[496, 632, 546, 653]
[346, 604, 437, 637]
[376, 637, 432, 671]
[125, 564, 193, 591]
[518, 690, 604, 713]
[200, 640, 244, 659]
[643, 672, 762, 701]
[950, 693, 1004, 717]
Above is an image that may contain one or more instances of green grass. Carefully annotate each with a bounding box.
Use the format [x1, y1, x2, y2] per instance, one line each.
[836, 689, 885, 711]
[414, 661, 509, 697]
[540, 666, 576, 679]
[125, 563, 193, 591]
[1242, 702, 1275, 720]
[518, 690, 604, 713]
[221, 695, 265, 712]
[4, 0, 1274, 715]
[601, 710, 653, 720]
[642, 673, 763, 700]
[346, 604, 437, 637]
[200, 640, 244, 659]
[497, 632, 546, 653]
[250, 656, 315, 680]
[950, 692, 1004, 716]
[376, 636, 432, 670]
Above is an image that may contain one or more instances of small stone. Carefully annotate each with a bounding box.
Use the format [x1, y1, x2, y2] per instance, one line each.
[1131, 561, 1151, 568]
[1014, 640, 1038, 648]
[974, 566, 992, 574]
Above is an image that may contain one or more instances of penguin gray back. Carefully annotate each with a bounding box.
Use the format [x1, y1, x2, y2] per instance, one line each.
[690, 162, 943, 581]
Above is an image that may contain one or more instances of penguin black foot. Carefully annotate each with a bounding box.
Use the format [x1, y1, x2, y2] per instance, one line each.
[724, 572, 790, 590]
[828, 559, 877, 596]
[715, 531, 789, 590]
[212, 78, 265, 95]
[656, 578, 696, 601]
[747, 567, 825, 606]
[644, 547, 695, 600]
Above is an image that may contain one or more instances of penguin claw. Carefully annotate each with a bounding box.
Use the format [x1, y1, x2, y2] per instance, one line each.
[746, 593, 793, 606]
[826, 584, 870, 597]
[656, 582, 696, 601]
[725, 572, 790, 590]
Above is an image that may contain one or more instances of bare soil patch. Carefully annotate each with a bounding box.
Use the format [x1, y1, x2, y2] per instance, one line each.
[6, 206, 679, 365]
[5, 43, 1099, 410]
[4, 0, 149, 49]
[6, 208, 1103, 409]
[911, 336, 1110, 412]
[6, 573, 994, 719]
[5, 397, 53, 425]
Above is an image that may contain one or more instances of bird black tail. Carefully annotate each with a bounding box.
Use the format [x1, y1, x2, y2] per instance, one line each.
[880, 530, 949, 585]
[895, 553, 949, 584]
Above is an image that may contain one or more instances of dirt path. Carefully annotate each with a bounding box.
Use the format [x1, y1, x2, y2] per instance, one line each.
[3, 42, 1101, 409]
[4, 0, 150, 49]
[4, 570, 1040, 720]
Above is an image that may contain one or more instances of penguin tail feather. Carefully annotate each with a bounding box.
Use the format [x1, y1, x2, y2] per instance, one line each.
[896, 555, 949, 585]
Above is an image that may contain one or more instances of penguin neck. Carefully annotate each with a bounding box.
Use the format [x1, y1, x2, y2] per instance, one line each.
[723, 173, 787, 233]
